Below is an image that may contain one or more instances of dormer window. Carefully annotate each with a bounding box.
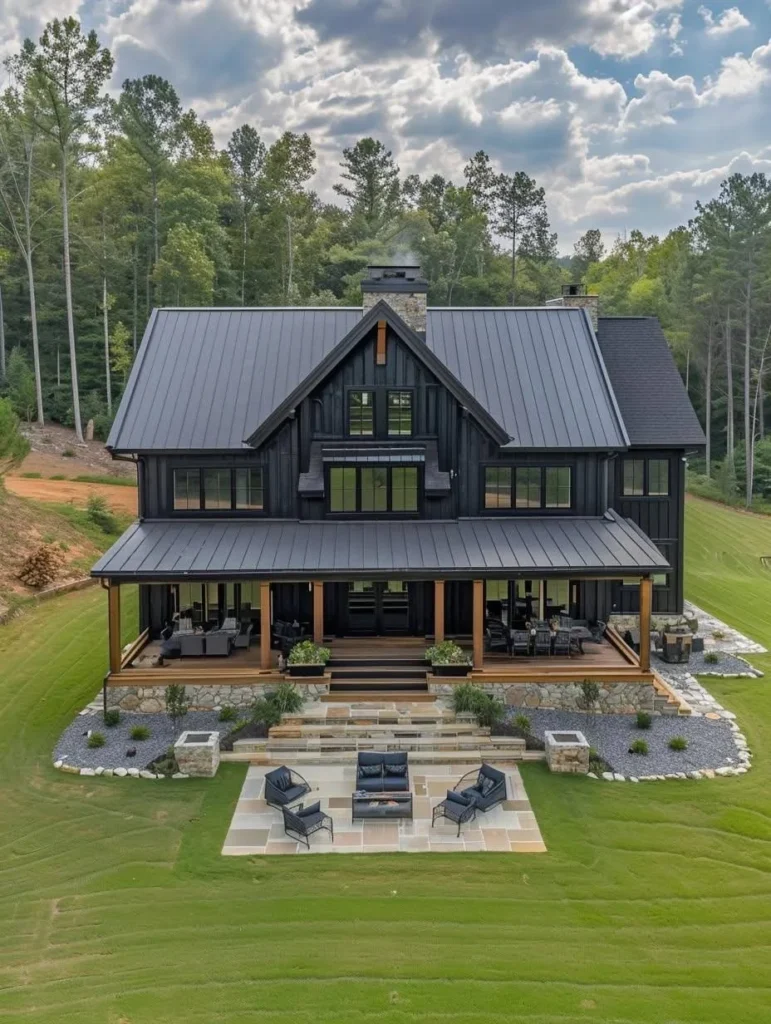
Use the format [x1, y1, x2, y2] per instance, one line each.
[348, 390, 374, 435]
[387, 391, 412, 436]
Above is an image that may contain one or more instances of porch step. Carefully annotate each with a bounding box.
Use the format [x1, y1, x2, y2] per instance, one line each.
[328, 679, 429, 692]
[323, 689, 435, 703]
[328, 657, 426, 668]
[331, 668, 427, 681]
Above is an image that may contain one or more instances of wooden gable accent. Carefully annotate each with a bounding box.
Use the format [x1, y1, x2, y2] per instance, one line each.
[376, 319, 387, 365]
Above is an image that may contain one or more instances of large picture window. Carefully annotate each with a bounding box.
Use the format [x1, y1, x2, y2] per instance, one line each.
[329, 465, 419, 514]
[173, 467, 264, 513]
[622, 458, 669, 497]
[545, 467, 571, 508]
[387, 391, 413, 436]
[348, 390, 374, 436]
[515, 468, 541, 509]
[484, 467, 512, 509]
[484, 465, 573, 511]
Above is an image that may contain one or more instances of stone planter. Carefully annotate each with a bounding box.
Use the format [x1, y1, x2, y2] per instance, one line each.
[431, 664, 471, 677]
[544, 730, 590, 774]
[174, 730, 220, 777]
[288, 664, 326, 677]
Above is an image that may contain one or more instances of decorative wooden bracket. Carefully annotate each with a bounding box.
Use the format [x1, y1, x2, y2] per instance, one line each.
[376, 319, 387, 365]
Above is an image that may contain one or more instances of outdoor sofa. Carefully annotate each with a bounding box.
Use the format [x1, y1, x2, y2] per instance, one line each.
[356, 751, 410, 792]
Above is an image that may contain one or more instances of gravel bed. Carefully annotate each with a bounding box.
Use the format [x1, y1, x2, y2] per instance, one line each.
[653, 649, 762, 678]
[53, 711, 226, 770]
[506, 707, 739, 776]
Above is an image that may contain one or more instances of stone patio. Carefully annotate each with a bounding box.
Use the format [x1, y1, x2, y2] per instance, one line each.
[222, 763, 546, 855]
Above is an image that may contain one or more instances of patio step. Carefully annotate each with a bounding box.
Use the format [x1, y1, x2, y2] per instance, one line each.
[269, 722, 488, 738]
[221, 748, 540, 766]
[233, 734, 525, 755]
[323, 689, 435, 702]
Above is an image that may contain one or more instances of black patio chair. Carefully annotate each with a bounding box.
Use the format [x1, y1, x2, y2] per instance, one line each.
[264, 765, 311, 809]
[510, 629, 531, 656]
[552, 629, 572, 656]
[590, 620, 607, 644]
[453, 763, 507, 812]
[432, 791, 477, 837]
[282, 802, 334, 848]
[559, 614, 573, 629]
[485, 621, 511, 654]
[534, 629, 552, 656]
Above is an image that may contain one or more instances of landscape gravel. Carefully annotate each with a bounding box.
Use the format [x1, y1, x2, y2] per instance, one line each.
[653, 649, 762, 678]
[506, 707, 739, 776]
[53, 711, 226, 770]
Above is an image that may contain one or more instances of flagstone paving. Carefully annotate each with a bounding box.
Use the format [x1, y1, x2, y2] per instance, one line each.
[222, 763, 546, 855]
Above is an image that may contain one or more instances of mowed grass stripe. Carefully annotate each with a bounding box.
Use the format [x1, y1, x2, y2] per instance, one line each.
[0, 503, 770, 1021]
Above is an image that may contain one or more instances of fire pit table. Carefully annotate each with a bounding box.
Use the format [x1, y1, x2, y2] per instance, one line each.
[352, 791, 413, 822]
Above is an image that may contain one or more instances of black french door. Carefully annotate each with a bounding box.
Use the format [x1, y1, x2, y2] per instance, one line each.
[347, 581, 410, 635]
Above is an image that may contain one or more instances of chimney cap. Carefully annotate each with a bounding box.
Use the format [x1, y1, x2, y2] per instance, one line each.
[562, 282, 585, 297]
[362, 255, 428, 295]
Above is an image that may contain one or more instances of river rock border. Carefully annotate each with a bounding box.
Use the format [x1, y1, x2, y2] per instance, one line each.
[53, 761, 190, 779]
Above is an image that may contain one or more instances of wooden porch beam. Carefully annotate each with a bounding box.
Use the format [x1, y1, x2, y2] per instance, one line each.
[639, 575, 652, 672]
[312, 581, 324, 644]
[434, 580, 445, 643]
[108, 581, 121, 675]
[472, 579, 484, 670]
[260, 581, 272, 670]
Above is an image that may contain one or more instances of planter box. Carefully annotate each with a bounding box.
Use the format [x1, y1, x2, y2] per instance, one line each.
[288, 664, 326, 677]
[431, 664, 471, 677]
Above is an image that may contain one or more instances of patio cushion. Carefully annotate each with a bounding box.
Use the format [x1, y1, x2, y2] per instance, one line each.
[281, 784, 308, 804]
[480, 775, 497, 796]
[446, 789, 471, 806]
[360, 764, 382, 777]
[459, 786, 483, 805]
[298, 801, 320, 817]
[272, 769, 292, 791]
[384, 763, 408, 775]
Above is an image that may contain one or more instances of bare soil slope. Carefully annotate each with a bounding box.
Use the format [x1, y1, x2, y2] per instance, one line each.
[5, 476, 138, 514]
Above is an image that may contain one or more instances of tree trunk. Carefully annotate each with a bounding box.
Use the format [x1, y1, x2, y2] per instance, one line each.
[0, 282, 5, 379]
[744, 281, 752, 507]
[152, 170, 159, 266]
[286, 214, 294, 300]
[510, 211, 517, 305]
[705, 323, 713, 477]
[132, 240, 138, 353]
[725, 307, 734, 459]
[103, 273, 112, 416]
[24, 142, 44, 424]
[241, 209, 247, 306]
[61, 146, 84, 444]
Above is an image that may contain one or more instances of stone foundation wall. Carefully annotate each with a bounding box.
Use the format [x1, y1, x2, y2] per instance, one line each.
[107, 681, 329, 712]
[428, 679, 655, 714]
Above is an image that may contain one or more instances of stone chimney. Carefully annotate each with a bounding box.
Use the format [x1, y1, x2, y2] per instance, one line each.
[361, 256, 428, 335]
[546, 283, 599, 331]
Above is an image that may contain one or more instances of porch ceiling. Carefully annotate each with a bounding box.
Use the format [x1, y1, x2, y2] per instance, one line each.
[91, 510, 669, 582]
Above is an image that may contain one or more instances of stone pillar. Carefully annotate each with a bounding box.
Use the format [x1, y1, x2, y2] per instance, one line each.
[544, 730, 590, 774]
[174, 730, 220, 777]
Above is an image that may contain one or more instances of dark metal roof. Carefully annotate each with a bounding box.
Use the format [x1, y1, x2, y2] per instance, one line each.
[426, 308, 629, 450]
[92, 510, 668, 581]
[597, 317, 706, 448]
[107, 304, 630, 453]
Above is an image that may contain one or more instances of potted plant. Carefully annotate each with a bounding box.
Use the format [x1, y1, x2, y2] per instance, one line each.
[425, 640, 472, 677]
[286, 640, 331, 677]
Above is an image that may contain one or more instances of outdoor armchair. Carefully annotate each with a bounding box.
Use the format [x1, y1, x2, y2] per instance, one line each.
[432, 790, 477, 836]
[484, 621, 511, 654]
[453, 763, 507, 812]
[552, 630, 572, 657]
[510, 630, 531, 656]
[264, 765, 312, 809]
[282, 802, 334, 848]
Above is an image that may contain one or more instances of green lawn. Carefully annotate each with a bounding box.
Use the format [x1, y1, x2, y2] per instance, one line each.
[1, 499, 770, 1023]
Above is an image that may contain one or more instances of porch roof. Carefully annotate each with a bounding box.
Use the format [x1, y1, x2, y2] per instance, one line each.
[92, 511, 668, 582]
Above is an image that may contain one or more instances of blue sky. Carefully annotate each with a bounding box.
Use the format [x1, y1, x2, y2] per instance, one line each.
[1, 0, 769, 250]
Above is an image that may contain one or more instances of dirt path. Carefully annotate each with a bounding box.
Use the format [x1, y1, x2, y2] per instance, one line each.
[5, 476, 138, 514]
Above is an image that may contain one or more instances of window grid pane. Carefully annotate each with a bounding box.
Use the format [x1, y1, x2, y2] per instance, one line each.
[173, 469, 200, 510]
[348, 391, 374, 436]
[387, 391, 413, 436]
[515, 467, 541, 508]
[623, 459, 645, 496]
[391, 467, 418, 512]
[330, 467, 358, 512]
[648, 459, 669, 496]
[361, 467, 388, 512]
[545, 467, 571, 508]
[235, 468, 264, 510]
[204, 469, 231, 509]
[484, 467, 512, 509]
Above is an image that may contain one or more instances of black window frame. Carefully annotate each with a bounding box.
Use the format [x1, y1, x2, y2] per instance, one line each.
[327, 463, 421, 517]
[347, 389, 375, 437]
[343, 386, 418, 439]
[622, 457, 670, 498]
[171, 466, 266, 516]
[482, 463, 574, 514]
[386, 390, 414, 437]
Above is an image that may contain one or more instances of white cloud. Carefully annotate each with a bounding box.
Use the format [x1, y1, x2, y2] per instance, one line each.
[697, 5, 751, 37]
[705, 39, 771, 98]
[623, 70, 702, 127]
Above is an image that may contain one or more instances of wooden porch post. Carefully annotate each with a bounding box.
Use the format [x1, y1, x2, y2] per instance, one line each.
[472, 579, 484, 670]
[260, 581, 272, 669]
[434, 580, 445, 643]
[108, 581, 121, 675]
[312, 581, 324, 643]
[639, 575, 652, 672]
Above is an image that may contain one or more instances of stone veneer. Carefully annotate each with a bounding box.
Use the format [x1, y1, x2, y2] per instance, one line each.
[544, 730, 590, 774]
[362, 291, 427, 334]
[107, 681, 329, 712]
[174, 730, 220, 777]
[428, 679, 655, 714]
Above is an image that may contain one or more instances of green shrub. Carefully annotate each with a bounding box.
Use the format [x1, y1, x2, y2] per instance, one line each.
[513, 713, 531, 733]
[287, 640, 331, 665]
[704, 651, 720, 664]
[62, 447, 75, 457]
[50, 474, 66, 480]
[711, 629, 726, 640]
[668, 735, 688, 751]
[166, 684, 189, 729]
[86, 494, 118, 534]
[251, 698, 282, 729]
[87, 731, 106, 748]
[636, 711, 652, 730]
[21, 471, 41, 478]
[449, 683, 503, 727]
[450, 682, 481, 714]
[579, 680, 601, 709]
[130, 725, 150, 741]
[628, 738, 649, 755]
[103, 708, 120, 728]
[250, 684, 304, 728]
[218, 705, 237, 722]
[425, 640, 470, 665]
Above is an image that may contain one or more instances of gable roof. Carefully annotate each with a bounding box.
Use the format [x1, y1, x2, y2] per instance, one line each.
[596, 317, 706, 448]
[107, 303, 630, 453]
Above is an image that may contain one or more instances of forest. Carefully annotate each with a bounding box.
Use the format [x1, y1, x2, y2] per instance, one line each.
[0, 17, 770, 508]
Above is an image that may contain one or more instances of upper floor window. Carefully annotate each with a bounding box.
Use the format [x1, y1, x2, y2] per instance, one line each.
[387, 391, 412, 436]
[622, 458, 669, 497]
[329, 465, 418, 514]
[348, 390, 374, 436]
[174, 469, 200, 510]
[173, 467, 264, 512]
[484, 465, 572, 510]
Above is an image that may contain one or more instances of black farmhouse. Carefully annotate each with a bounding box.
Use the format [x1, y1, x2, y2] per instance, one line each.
[92, 260, 704, 680]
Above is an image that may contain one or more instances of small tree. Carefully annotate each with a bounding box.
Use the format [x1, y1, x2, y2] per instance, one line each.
[165, 684, 189, 730]
[0, 396, 30, 473]
[5, 347, 36, 421]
